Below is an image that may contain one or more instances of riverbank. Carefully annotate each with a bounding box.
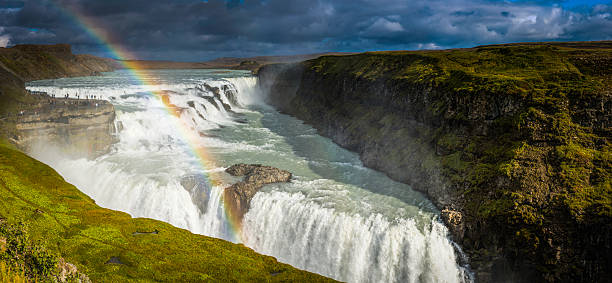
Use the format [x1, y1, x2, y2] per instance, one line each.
[257, 41, 612, 282]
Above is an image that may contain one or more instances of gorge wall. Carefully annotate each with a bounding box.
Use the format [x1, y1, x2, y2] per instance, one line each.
[13, 99, 116, 159]
[258, 42, 612, 282]
[0, 44, 119, 116]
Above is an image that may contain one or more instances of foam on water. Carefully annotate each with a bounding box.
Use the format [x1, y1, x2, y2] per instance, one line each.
[27, 69, 471, 283]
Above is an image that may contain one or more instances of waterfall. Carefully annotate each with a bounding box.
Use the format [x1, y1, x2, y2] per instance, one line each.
[26, 70, 471, 283]
[243, 189, 467, 283]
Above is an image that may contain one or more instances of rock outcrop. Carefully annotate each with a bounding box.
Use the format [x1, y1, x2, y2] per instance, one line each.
[13, 98, 116, 159]
[258, 42, 612, 282]
[180, 174, 211, 214]
[223, 164, 292, 225]
[56, 258, 91, 283]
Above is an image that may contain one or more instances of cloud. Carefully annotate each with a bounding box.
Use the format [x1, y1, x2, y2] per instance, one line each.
[417, 43, 441, 50]
[0, 0, 609, 60]
[369, 18, 405, 33]
[0, 27, 10, 47]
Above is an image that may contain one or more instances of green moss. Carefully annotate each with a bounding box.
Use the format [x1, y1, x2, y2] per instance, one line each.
[0, 222, 58, 280]
[0, 143, 334, 282]
[0, 261, 28, 282]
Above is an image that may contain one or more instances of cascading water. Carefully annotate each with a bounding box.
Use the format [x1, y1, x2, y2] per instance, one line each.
[27, 69, 472, 283]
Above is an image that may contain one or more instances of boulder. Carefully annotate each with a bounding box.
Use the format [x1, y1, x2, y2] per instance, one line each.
[223, 164, 291, 226]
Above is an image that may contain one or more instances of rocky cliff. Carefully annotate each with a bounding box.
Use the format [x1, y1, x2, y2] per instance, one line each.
[258, 42, 612, 282]
[13, 98, 116, 159]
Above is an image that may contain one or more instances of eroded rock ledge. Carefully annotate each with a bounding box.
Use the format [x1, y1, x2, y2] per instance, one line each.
[223, 164, 292, 225]
[13, 98, 116, 159]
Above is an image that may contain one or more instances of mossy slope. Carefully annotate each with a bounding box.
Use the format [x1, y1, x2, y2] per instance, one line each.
[0, 142, 333, 282]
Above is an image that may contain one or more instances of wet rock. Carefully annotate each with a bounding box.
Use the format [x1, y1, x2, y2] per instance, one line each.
[202, 96, 221, 111]
[223, 164, 291, 225]
[441, 208, 465, 239]
[200, 83, 236, 110]
[180, 174, 211, 214]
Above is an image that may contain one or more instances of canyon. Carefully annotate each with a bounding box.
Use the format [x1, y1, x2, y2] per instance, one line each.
[257, 42, 612, 282]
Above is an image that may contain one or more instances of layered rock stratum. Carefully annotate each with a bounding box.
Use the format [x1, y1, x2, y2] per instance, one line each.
[13, 98, 116, 159]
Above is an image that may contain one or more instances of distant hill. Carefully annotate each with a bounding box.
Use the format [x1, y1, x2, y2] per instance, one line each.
[0, 44, 120, 81]
[119, 52, 355, 70]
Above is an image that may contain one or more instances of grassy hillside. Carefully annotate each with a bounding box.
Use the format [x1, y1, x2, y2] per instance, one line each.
[0, 141, 332, 282]
[260, 41, 611, 282]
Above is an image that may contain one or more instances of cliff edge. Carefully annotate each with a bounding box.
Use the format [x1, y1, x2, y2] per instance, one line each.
[0, 44, 120, 156]
[258, 41, 612, 282]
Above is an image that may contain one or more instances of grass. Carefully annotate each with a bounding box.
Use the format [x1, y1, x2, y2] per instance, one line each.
[0, 262, 28, 283]
[0, 141, 333, 282]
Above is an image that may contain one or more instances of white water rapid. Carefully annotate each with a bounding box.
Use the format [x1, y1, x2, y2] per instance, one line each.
[27, 69, 472, 283]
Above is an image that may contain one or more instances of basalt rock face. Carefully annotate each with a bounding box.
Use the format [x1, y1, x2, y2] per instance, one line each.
[258, 42, 612, 282]
[13, 99, 116, 159]
[223, 164, 292, 225]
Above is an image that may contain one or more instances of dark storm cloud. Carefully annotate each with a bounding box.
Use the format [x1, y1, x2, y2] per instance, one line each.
[0, 0, 610, 60]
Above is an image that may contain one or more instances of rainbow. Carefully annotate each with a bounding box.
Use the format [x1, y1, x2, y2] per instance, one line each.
[51, 1, 244, 242]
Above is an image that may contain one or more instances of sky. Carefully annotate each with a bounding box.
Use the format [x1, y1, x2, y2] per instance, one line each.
[0, 0, 610, 61]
